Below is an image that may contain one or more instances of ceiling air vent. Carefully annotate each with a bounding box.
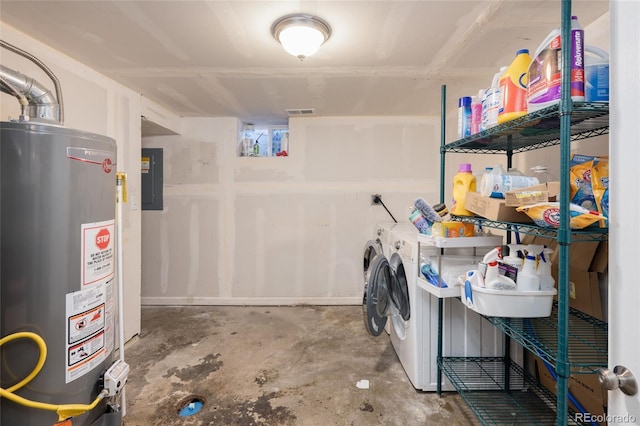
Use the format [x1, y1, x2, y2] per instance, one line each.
[285, 108, 315, 116]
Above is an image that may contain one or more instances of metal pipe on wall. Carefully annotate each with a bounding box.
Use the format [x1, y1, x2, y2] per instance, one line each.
[0, 39, 64, 124]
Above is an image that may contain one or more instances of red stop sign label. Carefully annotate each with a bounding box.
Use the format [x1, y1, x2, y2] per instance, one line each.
[95, 228, 110, 250]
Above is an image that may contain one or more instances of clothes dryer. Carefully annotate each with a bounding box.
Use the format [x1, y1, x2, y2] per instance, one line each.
[363, 223, 503, 391]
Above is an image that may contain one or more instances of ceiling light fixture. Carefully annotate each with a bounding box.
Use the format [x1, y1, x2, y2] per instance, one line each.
[271, 14, 331, 61]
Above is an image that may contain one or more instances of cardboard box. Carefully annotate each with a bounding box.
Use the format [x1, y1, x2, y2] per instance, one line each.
[540, 181, 560, 198]
[524, 233, 601, 312]
[504, 189, 550, 206]
[590, 241, 608, 273]
[535, 357, 607, 425]
[551, 266, 603, 320]
[464, 191, 533, 223]
[504, 181, 560, 207]
[532, 235, 600, 272]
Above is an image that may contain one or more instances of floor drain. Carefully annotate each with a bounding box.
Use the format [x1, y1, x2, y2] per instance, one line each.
[177, 395, 206, 417]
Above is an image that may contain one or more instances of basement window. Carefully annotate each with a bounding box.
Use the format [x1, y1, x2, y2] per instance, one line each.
[240, 125, 289, 157]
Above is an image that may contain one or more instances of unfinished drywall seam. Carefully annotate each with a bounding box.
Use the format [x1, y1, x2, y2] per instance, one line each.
[294, 204, 306, 297]
[187, 202, 200, 295]
[254, 207, 267, 296]
[219, 118, 241, 298]
[160, 209, 170, 294]
[327, 203, 338, 295]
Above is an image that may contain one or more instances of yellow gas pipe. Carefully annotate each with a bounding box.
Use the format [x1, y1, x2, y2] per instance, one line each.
[0, 331, 107, 421]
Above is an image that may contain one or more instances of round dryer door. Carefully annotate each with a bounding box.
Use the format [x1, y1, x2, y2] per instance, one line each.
[388, 253, 410, 321]
[363, 239, 383, 285]
[363, 254, 391, 336]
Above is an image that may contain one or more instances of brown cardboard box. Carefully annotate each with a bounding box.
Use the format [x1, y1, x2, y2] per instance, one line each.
[542, 181, 560, 198]
[504, 189, 550, 207]
[533, 235, 600, 272]
[464, 191, 533, 223]
[590, 241, 608, 273]
[551, 266, 603, 320]
[535, 357, 607, 425]
[511, 181, 560, 197]
[504, 181, 560, 207]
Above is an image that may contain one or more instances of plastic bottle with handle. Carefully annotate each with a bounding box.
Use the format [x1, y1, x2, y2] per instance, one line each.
[451, 163, 476, 216]
[498, 49, 531, 124]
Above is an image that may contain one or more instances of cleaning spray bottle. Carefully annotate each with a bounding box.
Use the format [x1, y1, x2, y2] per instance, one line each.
[503, 244, 527, 270]
[500, 244, 526, 283]
[517, 245, 544, 291]
[538, 247, 556, 291]
[484, 260, 500, 286]
[482, 246, 502, 264]
[478, 246, 502, 279]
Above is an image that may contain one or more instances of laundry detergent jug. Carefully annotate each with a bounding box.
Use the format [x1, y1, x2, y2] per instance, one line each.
[585, 45, 609, 102]
[527, 16, 585, 112]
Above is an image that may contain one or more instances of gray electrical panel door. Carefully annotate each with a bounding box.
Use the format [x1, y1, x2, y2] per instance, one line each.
[142, 148, 163, 210]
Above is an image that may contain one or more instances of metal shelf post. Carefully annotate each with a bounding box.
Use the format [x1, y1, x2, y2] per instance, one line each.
[556, 0, 573, 423]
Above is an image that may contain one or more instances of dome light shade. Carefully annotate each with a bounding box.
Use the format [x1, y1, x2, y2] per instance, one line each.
[271, 14, 331, 61]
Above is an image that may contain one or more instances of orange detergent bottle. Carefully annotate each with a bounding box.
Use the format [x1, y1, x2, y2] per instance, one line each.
[451, 163, 476, 216]
[498, 49, 531, 124]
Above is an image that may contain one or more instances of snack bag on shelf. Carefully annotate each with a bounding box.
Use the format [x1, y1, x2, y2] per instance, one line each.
[569, 154, 597, 211]
[516, 202, 605, 229]
[591, 158, 609, 227]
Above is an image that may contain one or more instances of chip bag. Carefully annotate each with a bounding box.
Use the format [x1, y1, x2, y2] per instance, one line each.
[516, 202, 605, 229]
[591, 158, 609, 227]
[569, 154, 597, 211]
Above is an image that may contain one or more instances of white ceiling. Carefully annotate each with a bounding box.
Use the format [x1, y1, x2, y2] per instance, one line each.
[0, 1, 609, 127]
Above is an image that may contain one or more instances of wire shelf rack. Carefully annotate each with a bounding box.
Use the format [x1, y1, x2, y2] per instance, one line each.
[443, 103, 609, 154]
[440, 357, 592, 425]
[449, 216, 609, 241]
[486, 303, 608, 373]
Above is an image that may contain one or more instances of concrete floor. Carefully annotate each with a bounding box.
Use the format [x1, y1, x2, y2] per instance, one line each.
[122, 305, 480, 426]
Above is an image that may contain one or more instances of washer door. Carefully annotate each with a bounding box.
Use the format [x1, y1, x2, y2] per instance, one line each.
[363, 239, 383, 286]
[388, 253, 410, 322]
[363, 254, 391, 336]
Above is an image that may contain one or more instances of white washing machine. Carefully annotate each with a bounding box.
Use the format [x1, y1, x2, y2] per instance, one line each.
[362, 222, 396, 334]
[363, 222, 504, 391]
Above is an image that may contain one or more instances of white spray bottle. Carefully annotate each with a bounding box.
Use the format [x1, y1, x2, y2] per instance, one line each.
[503, 244, 527, 271]
[517, 245, 544, 291]
[538, 247, 556, 291]
[479, 246, 502, 279]
[499, 244, 526, 283]
[482, 246, 502, 264]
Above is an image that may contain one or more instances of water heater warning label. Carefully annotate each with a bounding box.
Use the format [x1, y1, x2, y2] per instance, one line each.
[68, 331, 105, 368]
[82, 220, 115, 287]
[65, 284, 108, 383]
[69, 304, 105, 344]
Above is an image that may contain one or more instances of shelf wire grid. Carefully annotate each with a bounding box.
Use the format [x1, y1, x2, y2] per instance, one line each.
[440, 357, 572, 425]
[486, 303, 608, 373]
[443, 102, 609, 154]
[450, 216, 608, 241]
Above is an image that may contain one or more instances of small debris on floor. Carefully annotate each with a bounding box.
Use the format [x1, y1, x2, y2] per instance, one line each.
[356, 379, 370, 389]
